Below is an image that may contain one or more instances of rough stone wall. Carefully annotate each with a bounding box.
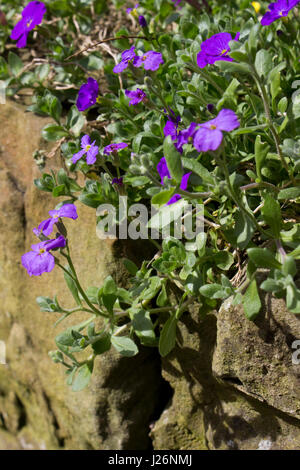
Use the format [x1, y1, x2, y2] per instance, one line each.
[0, 101, 299, 450]
[0, 100, 166, 450]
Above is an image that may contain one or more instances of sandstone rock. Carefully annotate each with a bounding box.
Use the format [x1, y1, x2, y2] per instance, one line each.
[151, 297, 300, 450]
[0, 100, 164, 450]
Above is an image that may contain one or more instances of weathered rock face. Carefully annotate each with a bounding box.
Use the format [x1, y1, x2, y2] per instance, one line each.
[0, 100, 165, 450]
[1, 100, 300, 450]
[151, 294, 300, 450]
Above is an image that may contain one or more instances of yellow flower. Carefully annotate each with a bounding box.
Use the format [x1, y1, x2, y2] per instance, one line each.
[251, 2, 261, 13]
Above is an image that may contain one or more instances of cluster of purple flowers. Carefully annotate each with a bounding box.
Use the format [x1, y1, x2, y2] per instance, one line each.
[10, 1, 46, 48]
[22, 204, 78, 276]
[164, 109, 240, 154]
[113, 46, 164, 73]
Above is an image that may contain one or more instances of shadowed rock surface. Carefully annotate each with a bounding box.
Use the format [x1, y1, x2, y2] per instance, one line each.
[0, 101, 300, 450]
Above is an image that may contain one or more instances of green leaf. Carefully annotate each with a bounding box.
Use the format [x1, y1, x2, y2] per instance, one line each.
[278, 187, 300, 200]
[64, 267, 82, 306]
[286, 284, 300, 314]
[216, 60, 251, 74]
[159, 315, 177, 357]
[102, 276, 117, 314]
[255, 50, 272, 79]
[36, 296, 58, 312]
[52, 184, 67, 197]
[111, 336, 138, 357]
[247, 248, 281, 269]
[181, 157, 214, 185]
[131, 310, 156, 346]
[72, 362, 93, 391]
[92, 334, 111, 354]
[163, 135, 183, 183]
[123, 259, 138, 276]
[254, 135, 269, 180]
[152, 189, 175, 206]
[262, 194, 281, 238]
[242, 279, 261, 320]
[8, 52, 23, 76]
[42, 124, 68, 142]
[199, 284, 231, 299]
[66, 105, 85, 136]
[282, 256, 297, 277]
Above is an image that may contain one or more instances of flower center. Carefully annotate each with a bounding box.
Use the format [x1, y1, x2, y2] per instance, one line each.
[26, 19, 33, 28]
[221, 49, 228, 55]
[142, 55, 147, 61]
[39, 248, 45, 255]
[86, 145, 91, 151]
[53, 214, 59, 219]
[210, 124, 217, 130]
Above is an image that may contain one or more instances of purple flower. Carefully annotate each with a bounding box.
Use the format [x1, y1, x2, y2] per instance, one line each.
[72, 135, 99, 165]
[127, 3, 139, 14]
[177, 122, 197, 151]
[138, 15, 147, 28]
[112, 177, 124, 185]
[133, 51, 164, 71]
[157, 157, 191, 205]
[10, 1, 46, 48]
[104, 142, 128, 155]
[21, 235, 66, 276]
[197, 32, 240, 68]
[33, 204, 78, 237]
[113, 46, 136, 73]
[125, 88, 146, 105]
[76, 77, 99, 112]
[193, 109, 240, 152]
[261, 0, 299, 25]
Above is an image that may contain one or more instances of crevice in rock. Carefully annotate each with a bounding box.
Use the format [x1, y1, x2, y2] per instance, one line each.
[41, 391, 65, 448]
[147, 367, 174, 450]
[220, 375, 244, 386]
[15, 395, 27, 430]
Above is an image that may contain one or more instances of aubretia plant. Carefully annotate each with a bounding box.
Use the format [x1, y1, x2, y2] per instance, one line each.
[3, 0, 300, 391]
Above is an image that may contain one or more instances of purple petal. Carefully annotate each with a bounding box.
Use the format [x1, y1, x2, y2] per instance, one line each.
[72, 148, 86, 164]
[44, 235, 66, 251]
[132, 56, 143, 68]
[157, 157, 171, 184]
[16, 32, 29, 48]
[214, 109, 240, 132]
[57, 203, 78, 220]
[180, 172, 192, 191]
[193, 127, 224, 152]
[86, 145, 99, 164]
[36, 217, 56, 236]
[10, 18, 26, 40]
[143, 51, 164, 71]
[113, 60, 129, 73]
[163, 121, 177, 139]
[81, 134, 91, 148]
[197, 51, 209, 68]
[22, 250, 55, 276]
[167, 194, 182, 205]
